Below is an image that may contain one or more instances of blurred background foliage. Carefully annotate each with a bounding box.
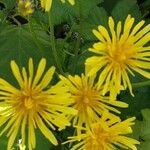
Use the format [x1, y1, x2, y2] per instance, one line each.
[0, 0, 150, 149]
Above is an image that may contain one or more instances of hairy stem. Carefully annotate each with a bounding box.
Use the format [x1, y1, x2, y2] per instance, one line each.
[71, 1, 82, 74]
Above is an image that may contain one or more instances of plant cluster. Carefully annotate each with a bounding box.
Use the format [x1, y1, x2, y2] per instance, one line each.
[0, 0, 150, 150]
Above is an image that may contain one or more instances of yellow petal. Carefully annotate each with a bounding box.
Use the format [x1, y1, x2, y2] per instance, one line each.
[10, 60, 23, 87]
[35, 115, 58, 145]
[32, 58, 46, 88]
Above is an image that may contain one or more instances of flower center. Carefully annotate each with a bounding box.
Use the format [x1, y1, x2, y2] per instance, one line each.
[86, 125, 111, 149]
[18, 87, 39, 110]
[22, 90, 34, 109]
[113, 51, 127, 63]
[75, 87, 98, 110]
[81, 88, 95, 104]
[108, 43, 133, 66]
[83, 97, 90, 104]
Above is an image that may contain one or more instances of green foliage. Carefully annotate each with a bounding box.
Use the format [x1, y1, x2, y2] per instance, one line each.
[78, 7, 108, 41]
[36, 129, 54, 150]
[119, 86, 150, 119]
[112, 0, 142, 21]
[0, 0, 16, 9]
[0, 24, 51, 79]
[132, 109, 150, 150]
[0, 134, 7, 150]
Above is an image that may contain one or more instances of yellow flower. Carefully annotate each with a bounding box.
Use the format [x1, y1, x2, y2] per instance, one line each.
[61, 0, 75, 5]
[0, 58, 77, 150]
[66, 114, 140, 150]
[18, 0, 34, 16]
[85, 15, 150, 100]
[40, 0, 75, 12]
[60, 74, 128, 135]
[40, 0, 52, 12]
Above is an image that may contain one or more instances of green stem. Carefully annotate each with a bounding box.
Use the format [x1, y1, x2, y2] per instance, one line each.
[71, 2, 82, 74]
[72, 34, 81, 73]
[48, 11, 64, 74]
[132, 80, 150, 88]
[11, 16, 21, 26]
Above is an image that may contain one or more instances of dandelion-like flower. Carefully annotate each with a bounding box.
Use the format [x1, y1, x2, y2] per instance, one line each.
[40, 0, 75, 12]
[18, 0, 34, 16]
[85, 15, 150, 99]
[0, 58, 77, 150]
[60, 74, 128, 135]
[66, 114, 140, 150]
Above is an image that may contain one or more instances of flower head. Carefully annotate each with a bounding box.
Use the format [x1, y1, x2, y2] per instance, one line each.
[18, 0, 34, 16]
[60, 74, 128, 135]
[0, 58, 76, 150]
[86, 15, 150, 100]
[40, 0, 75, 12]
[66, 114, 139, 150]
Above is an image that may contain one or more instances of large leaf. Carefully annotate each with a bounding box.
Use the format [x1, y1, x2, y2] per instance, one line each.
[51, 0, 103, 24]
[79, 7, 108, 41]
[119, 86, 150, 119]
[112, 0, 142, 21]
[36, 129, 54, 150]
[0, 134, 7, 150]
[0, 23, 56, 82]
[0, 0, 16, 9]
[132, 109, 150, 150]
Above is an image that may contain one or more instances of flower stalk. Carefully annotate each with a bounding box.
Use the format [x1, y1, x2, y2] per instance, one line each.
[71, 1, 82, 74]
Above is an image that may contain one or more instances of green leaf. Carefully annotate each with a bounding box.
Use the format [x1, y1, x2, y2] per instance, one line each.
[0, 134, 7, 150]
[132, 109, 150, 150]
[140, 0, 150, 9]
[51, 0, 72, 25]
[0, 23, 56, 82]
[48, 127, 75, 150]
[119, 86, 150, 119]
[1, 0, 16, 9]
[36, 129, 53, 150]
[0, 10, 5, 22]
[50, 0, 103, 26]
[101, 0, 118, 13]
[74, 0, 103, 19]
[79, 7, 108, 41]
[112, 0, 142, 21]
